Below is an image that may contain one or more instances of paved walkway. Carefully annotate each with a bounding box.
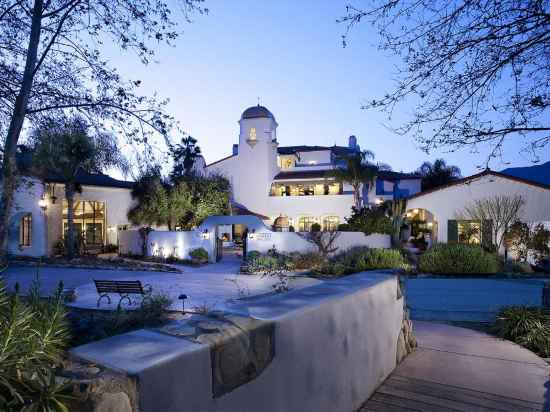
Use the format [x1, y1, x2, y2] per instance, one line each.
[361, 321, 550, 411]
[2, 255, 321, 312]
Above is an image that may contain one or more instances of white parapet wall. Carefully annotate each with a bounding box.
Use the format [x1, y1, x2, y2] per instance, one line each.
[118, 230, 214, 261]
[118, 230, 143, 256]
[72, 272, 404, 412]
[248, 231, 391, 255]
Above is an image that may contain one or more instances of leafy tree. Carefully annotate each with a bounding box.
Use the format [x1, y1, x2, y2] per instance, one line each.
[340, 0, 550, 162]
[0, 0, 206, 263]
[30, 117, 128, 258]
[128, 169, 230, 230]
[329, 150, 385, 209]
[182, 173, 231, 229]
[344, 206, 393, 235]
[128, 167, 170, 229]
[417, 159, 461, 191]
[170, 136, 202, 181]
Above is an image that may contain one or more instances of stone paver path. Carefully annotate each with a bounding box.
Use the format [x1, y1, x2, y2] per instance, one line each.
[361, 321, 550, 411]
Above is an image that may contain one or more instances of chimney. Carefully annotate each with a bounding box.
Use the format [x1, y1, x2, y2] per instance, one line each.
[232, 144, 239, 156]
[348, 135, 357, 150]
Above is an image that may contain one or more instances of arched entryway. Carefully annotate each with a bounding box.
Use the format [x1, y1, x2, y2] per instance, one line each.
[403, 208, 437, 250]
[199, 215, 271, 261]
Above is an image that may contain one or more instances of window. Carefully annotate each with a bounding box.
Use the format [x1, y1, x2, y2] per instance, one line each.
[298, 216, 316, 232]
[458, 220, 481, 244]
[448, 219, 481, 244]
[322, 216, 340, 231]
[270, 182, 342, 196]
[63, 200, 105, 246]
[20, 214, 32, 247]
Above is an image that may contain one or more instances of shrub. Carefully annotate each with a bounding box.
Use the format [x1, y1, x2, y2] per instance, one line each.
[0, 277, 72, 411]
[337, 223, 351, 231]
[504, 261, 534, 274]
[288, 225, 295, 232]
[493, 306, 550, 357]
[288, 252, 326, 270]
[189, 247, 209, 262]
[246, 250, 261, 260]
[418, 244, 498, 274]
[314, 247, 407, 276]
[345, 206, 393, 235]
[310, 223, 321, 232]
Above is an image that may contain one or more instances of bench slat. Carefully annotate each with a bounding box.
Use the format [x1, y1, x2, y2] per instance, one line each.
[94, 280, 145, 295]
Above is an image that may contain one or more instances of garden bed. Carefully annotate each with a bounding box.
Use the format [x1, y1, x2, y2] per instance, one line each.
[10, 255, 181, 272]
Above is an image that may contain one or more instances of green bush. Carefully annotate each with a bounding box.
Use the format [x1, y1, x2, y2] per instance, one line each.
[189, 247, 209, 261]
[418, 244, 498, 274]
[337, 223, 351, 231]
[246, 254, 292, 272]
[246, 250, 261, 260]
[310, 223, 321, 232]
[314, 247, 406, 277]
[493, 306, 550, 357]
[345, 206, 393, 235]
[287, 252, 326, 270]
[0, 277, 72, 411]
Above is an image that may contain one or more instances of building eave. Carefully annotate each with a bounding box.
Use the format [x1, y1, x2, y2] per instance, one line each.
[407, 169, 550, 200]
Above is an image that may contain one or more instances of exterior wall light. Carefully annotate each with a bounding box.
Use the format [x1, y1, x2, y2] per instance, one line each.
[375, 198, 384, 205]
[38, 197, 48, 211]
[249, 229, 257, 240]
[201, 229, 210, 240]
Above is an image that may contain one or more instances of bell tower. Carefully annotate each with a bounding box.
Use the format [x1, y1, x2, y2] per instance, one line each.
[233, 105, 278, 214]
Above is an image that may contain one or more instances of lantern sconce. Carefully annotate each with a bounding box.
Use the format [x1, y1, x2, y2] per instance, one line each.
[38, 196, 48, 211]
[201, 229, 210, 240]
[248, 229, 257, 240]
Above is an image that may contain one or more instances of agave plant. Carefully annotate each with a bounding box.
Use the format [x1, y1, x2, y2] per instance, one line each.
[0, 271, 72, 411]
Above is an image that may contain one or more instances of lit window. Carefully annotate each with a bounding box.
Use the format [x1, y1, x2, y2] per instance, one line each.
[298, 216, 316, 232]
[248, 127, 257, 140]
[20, 214, 32, 247]
[322, 216, 340, 231]
[458, 220, 481, 244]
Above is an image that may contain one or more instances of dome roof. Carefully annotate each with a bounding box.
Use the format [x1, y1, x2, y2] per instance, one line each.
[273, 215, 290, 228]
[241, 105, 275, 120]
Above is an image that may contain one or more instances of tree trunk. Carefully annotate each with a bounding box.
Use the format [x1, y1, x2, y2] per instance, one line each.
[0, 0, 43, 263]
[65, 183, 77, 259]
[353, 183, 362, 209]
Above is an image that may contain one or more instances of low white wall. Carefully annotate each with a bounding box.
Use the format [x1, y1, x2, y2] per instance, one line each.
[118, 230, 143, 256]
[147, 231, 214, 261]
[72, 273, 404, 412]
[248, 231, 391, 255]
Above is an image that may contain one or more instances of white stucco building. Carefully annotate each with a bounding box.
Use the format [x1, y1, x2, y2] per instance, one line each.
[4, 168, 137, 258]
[405, 170, 550, 249]
[205, 105, 421, 235]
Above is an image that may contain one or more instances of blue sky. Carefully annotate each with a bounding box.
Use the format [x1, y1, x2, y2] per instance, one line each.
[105, 0, 547, 176]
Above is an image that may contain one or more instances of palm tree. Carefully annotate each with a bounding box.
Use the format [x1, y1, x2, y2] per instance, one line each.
[416, 159, 461, 191]
[170, 136, 202, 181]
[31, 117, 128, 258]
[329, 150, 380, 209]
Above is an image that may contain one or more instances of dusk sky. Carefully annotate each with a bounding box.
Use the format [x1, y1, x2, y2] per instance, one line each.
[106, 0, 547, 176]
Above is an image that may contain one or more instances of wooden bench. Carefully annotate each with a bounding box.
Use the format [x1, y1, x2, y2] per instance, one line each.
[94, 280, 152, 308]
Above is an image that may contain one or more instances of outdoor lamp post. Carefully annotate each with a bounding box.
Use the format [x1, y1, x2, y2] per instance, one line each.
[178, 294, 188, 313]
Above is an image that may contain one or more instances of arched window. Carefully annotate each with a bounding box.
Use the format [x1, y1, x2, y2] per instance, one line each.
[20, 214, 32, 247]
[322, 216, 340, 231]
[298, 216, 316, 232]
